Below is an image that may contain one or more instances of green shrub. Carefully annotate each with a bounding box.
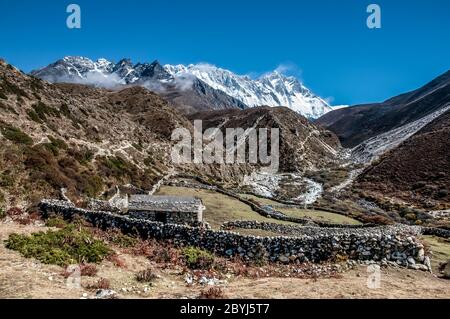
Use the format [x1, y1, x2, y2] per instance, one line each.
[82, 175, 104, 198]
[437, 189, 449, 198]
[60, 104, 81, 129]
[0, 79, 29, 99]
[45, 216, 67, 228]
[60, 103, 71, 117]
[30, 101, 61, 124]
[0, 124, 33, 145]
[48, 135, 68, 150]
[27, 110, 43, 124]
[110, 233, 138, 248]
[0, 208, 5, 220]
[132, 143, 143, 152]
[42, 142, 59, 156]
[4, 225, 112, 266]
[0, 173, 13, 187]
[99, 156, 137, 179]
[405, 213, 417, 221]
[182, 246, 215, 270]
[40, 136, 68, 156]
[68, 147, 94, 165]
[103, 156, 130, 173]
[28, 77, 44, 92]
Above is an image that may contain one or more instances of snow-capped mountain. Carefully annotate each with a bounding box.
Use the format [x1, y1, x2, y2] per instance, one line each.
[31, 56, 335, 118]
[31, 57, 248, 113]
[31, 56, 172, 88]
[165, 63, 333, 119]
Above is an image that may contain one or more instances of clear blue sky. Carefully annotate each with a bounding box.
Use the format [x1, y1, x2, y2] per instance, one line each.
[0, 0, 449, 105]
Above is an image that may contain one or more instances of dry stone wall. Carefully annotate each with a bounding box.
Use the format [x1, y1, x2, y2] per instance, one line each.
[39, 199, 430, 268]
[221, 220, 422, 237]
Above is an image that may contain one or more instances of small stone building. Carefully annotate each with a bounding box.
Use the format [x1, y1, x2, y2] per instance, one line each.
[127, 195, 205, 226]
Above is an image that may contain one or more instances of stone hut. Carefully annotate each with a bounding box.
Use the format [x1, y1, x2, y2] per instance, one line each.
[127, 195, 205, 226]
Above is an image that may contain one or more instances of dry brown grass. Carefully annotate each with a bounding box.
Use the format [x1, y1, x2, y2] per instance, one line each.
[135, 268, 158, 283]
[241, 194, 361, 225]
[1, 221, 449, 299]
[85, 278, 110, 290]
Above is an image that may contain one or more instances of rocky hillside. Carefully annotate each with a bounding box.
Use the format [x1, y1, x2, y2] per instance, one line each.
[159, 77, 248, 114]
[356, 109, 450, 210]
[1, 59, 343, 210]
[190, 106, 341, 173]
[316, 70, 450, 148]
[0, 58, 193, 207]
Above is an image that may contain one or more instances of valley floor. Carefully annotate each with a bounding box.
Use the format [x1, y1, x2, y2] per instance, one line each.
[1, 221, 448, 299]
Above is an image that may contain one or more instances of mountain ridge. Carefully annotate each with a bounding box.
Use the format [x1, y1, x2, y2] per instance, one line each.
[31, 56, 334, 119]
[165, 63, 333, 119]
[316, 70, 450, 147]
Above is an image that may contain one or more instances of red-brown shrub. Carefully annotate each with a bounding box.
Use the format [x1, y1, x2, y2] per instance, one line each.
[86, 278, 110, 290]
[198, 287, 225, 299]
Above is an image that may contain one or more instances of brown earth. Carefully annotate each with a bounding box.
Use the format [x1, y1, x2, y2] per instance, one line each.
[357, 110, 450, 210]
[0, 221, 448, 299]
[190, 107, 342, 173]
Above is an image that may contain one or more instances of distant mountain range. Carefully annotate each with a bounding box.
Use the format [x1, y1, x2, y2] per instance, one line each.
[165, 63, 333, 119]
[30, 57, 334, 119]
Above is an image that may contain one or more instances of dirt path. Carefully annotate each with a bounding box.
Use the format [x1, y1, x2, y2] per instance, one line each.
[0, 221, 449, 299]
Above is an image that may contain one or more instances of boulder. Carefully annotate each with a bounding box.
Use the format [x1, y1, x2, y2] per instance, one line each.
[278, 256, 289, 264]
[95, 289, 117, 299]
[424, 256, 432, 272]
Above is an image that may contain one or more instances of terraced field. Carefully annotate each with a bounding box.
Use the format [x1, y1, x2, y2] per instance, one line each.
[241, 194, 361, 225]
[155, 186, 297, 230]
[421, 235, 450, 273]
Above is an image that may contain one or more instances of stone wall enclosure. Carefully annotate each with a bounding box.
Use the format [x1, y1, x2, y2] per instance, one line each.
[39, 200, 431, 269]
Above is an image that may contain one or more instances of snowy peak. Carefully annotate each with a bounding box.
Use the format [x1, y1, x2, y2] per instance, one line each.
[164, 63, 332, 119]
[31, 56, 176, 88]
[61, 56, 114, 76]
[31, 56, 335, 118]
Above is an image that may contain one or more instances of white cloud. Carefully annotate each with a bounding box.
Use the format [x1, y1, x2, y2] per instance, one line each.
[49, 71, 124, 89]
[274, 62, 303, 78]
[173, 73, 196, 91]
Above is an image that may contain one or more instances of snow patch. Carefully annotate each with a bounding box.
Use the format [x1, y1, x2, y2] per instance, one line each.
[294, 178, 323, 205]
[351, 104, 450, 164]
[241, 172, 323, 204]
